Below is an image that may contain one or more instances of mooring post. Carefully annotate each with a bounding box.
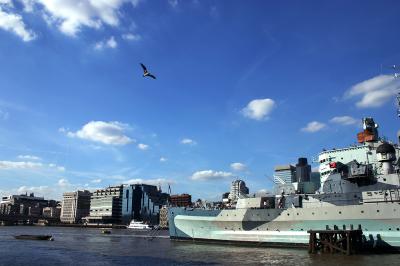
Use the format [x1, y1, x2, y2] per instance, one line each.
[346, 232, 351, 255]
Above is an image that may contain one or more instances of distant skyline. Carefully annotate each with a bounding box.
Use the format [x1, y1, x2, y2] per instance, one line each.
[1, 0, 400, 200]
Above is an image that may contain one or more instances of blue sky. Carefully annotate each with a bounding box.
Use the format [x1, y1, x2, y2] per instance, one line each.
[1, 0, 400, 201]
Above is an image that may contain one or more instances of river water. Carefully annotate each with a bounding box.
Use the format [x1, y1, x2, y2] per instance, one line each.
[0, 226, 398, 265]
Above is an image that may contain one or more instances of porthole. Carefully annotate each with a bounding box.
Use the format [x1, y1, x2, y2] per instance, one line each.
[297, 213, 299, 215]
[397, 228, 399, 231]
[312, 212, 315, 215]
[361, 210, 364, 213]
[389, 228, 392, 231]
[377, 210, 380, 213]
[339, 211, 342, 214]
[287, 213, 290, 216]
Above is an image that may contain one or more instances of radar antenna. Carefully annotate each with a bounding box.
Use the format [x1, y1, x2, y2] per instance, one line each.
[397, 92, 400, 118]
[389, 64, 400, 117]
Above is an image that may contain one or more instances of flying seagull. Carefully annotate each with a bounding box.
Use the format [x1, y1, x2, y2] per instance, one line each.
[140, 63, 156, 79]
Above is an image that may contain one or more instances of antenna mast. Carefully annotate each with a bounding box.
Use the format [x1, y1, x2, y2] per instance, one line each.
[397, 92, 400, 118]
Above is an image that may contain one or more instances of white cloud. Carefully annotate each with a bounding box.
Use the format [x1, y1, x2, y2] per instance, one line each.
[0, 160, 65, 172]
[137, 143, 149, 150]
[91, 178, 102, 183]
[344, 75, 400, 108]
[230, 162, 246, 171]
[17, 155, 41, 161]
[0, 160, 43, 169]
[241, 98, 275, 120]
[94, 36, 117, 50]
[330, 116, 358, 126]
[301, 121, 326, 133]
[0, 0, 13, 7]
[66, 121, 133, 146]
[0, 6, 36, 41]
[17, 185, 52, 195]
[32, 0, 140, 36]
[191, 170, 233, 181]
[20, 0, 35, 12]
[57, 178, 70, 187]
[181, 138, 196, 145]
[49, 163, 65, 171]
[122, 33, 141, 41]
[160, 157, 167, 162]
[124, 178, 173, 186]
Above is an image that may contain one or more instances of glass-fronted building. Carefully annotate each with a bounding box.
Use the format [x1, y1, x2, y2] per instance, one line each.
[122, 184, 169, 224]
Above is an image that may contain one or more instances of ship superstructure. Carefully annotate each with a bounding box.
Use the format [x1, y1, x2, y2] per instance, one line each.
[168, 116, 400, 248]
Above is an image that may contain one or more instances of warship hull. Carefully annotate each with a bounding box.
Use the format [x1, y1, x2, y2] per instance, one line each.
[168, 202, 400, 248]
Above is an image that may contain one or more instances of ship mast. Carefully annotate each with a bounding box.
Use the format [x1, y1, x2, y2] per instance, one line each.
[397, 92, 400, 118]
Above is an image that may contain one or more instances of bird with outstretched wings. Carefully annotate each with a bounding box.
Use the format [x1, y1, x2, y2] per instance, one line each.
[140, 63, 156, 79]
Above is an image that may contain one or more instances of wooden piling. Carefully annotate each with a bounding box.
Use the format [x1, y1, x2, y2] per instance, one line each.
[308, 229, 363, 255]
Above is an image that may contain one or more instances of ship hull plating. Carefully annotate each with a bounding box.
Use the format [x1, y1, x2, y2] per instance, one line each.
[168, 203, 400, 248]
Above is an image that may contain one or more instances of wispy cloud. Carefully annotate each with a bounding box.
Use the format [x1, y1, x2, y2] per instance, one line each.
[137, 143, 149, 150]
[160, 157, 167, 162]
[0, 160, 65, 171]
[123, 178, 174, 186]
[122, 33, 141, 41]
[181, 138, 197, 145]
[209, 5, 219, 18]
[301, 121, 326, 133]
[17, 155, 41, 161]
[191, 170, 233, 181]
[94, 36, 117, 50]
[230, 162, 246, 171]
[0, 109, 9, 120]
[64, 121, 134, 146]
[241, 98, 275, 120]
[168, 0, 178, 8]
[330, 116, 358, 126]
[344, 75, 400, 108]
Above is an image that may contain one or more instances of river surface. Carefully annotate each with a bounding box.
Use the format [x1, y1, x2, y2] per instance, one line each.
[0, 226, 399, 265]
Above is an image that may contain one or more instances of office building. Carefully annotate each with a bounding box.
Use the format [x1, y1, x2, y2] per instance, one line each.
[60, 190, 91, 224]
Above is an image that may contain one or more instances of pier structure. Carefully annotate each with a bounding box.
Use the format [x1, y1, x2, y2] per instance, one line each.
[308, 227, 363, 255]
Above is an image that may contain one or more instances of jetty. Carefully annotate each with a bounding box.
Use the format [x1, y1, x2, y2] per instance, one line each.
[308, 227, 363, 255]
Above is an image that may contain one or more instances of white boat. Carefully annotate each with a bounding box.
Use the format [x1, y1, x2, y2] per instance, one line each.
[127, 220, 152, 229]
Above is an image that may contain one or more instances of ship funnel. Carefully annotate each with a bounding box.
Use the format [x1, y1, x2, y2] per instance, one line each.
[376, 142, 396, 174]
[398, 130, 400, 144]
